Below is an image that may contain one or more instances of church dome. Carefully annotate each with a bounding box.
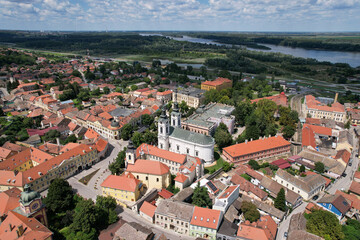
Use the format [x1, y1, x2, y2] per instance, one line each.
[111, 120, 120, 128]
[20, 184, 40, 204]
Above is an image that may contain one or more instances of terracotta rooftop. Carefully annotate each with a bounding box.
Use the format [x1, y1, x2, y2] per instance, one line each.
[0, 188, 21, 216]
[251, 92, 288, 107]
[126, 160, 170, 176]
[101, 174, 140, 192]
[136, 143, 186, 164]
[202, 77, 232, 87]
[190, 206, 222, 230]
[236, 215, 277, 240]
[158, 188, 174, 199]
[139, 201, 157, 218]
[223, 136, 290, 158]
[306, 95, 345, 113]
[349, 181, 360, 196]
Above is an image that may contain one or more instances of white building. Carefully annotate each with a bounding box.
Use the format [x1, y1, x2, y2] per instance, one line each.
[158, 103, 214, 164]
[213, 185, 240, 212]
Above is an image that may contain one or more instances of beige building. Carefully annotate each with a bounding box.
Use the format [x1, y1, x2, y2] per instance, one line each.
[304, 95, 346, 123]
[155, 199, 194, 235]
[126, 159, 170, 190]
[273, 169, 326, 200]
[172, 88, 205, 108]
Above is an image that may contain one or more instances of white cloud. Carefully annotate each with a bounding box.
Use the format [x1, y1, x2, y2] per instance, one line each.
[0, 0, 359, 31]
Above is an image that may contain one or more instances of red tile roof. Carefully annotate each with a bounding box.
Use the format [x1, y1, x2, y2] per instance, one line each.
[236, 215, 277, 240]
[0, 147, 12, 159]
[60, 143, 80, 153]
[303, 124, 332, 136]
[0, 147, 52, 171]
[251, 92, 288, 107]
[336, 190, 360, 211]
[99, 112, 113, 120]
[202, 77, 232, 87]
[85, 128, 100, 139]
[156, 90, 172, 96]
[0, 211, 52, 240]
[231, 175, 268, 200]
[306, 95, 345, 113]
[302, 125, 316, 149]
[101, 174, 140, 192]
[271, 158, 291, 169]
[334, 149, 351, 164]
[190, 206, 222, 230]
[0, 188, 21, 216]
[139, 201, 157, 218]
[223, 136, 290, 158]
[158, 188, 174, 199]
[218, 185, 239, 199]
[349, 181, 360, 196]
[126, 160, 170, 176]
[95, 138, 108, 153]
[137, 143, 186, 164]
[354, 171, 360, 180]
[27, 126, 58, 137]
[174, 173, 188, 183]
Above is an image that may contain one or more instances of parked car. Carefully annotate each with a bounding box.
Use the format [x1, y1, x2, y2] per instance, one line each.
[284, 232, 288, 238]
[349, 162, 352, 166]
[312, 195, 319, 201]
[342, 173, 347, 177]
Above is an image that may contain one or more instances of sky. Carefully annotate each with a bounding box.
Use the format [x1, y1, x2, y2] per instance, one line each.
[0, 0, 359, 32]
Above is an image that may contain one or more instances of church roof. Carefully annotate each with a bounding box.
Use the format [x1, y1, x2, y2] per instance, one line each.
[169, 127, 214, 145]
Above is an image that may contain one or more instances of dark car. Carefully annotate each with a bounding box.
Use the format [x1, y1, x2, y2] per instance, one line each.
[284, 232, 288, 238]
[312, 195, 319, 201]
[349, 162, 352, 166]
[342, 173, 347, 177]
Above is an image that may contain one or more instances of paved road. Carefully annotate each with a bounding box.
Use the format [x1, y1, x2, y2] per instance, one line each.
[276, 127, 359, 239]
[41, 139, 127, 201]
[118, 208, 195, 240]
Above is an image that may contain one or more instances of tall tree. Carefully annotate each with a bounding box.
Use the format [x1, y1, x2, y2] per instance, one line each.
[274, 188, 286, 211]
[192, 183, 212, 208]
[44, 178, 74, 213]
[306, 210, 345, 240]
[315, 162, 325, 173]
[241, 201, 260, 222]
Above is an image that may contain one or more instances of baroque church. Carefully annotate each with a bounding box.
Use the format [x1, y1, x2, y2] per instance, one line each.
[157, 102, 215, 164]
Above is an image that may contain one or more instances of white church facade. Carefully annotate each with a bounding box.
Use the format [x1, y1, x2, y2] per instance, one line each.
[157, 103, 215, 164]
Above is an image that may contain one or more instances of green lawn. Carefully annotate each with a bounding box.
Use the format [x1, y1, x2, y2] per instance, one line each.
[205, 155, 225, 174]
[78, 169, 99, 185]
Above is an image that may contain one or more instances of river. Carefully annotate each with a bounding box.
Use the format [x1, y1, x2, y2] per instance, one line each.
[142, 34, 360, 68]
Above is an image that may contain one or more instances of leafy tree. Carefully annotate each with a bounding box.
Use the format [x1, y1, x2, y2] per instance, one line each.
[179, 101, 189, 114]
[95, 195, 118, 225]
[131, 131, 143, 147]
[192, 183, 212, 208]
[43, 129, 60, 142]
[306, 210, 345, 240]
[342, 219, 360, 240]
[69, 199, 99, 240]
[142, 130, 157, 145]
[214, 125, 233, 150]
[0, 107, 4, 116]
[44, 178, 74, 213]
[141, 114, 153, 126]
[274, 188, 286, 211]
[64, 134, 77, 144]
[72, 70, 82, 78]
[315, 162, 325, 173]
[345, 120, 351, 129]
[103, 87, 110, 94]
[282, 125, 296, 139]
[248, 159, 260, 170]
[121, 124, 133, 140]
[300, 165, 306, 173]
[241, 201, 260, 222]
[109, 148, 126, 175]
[91, 88, 101, 96]
[130, 85, 138, 91]
[222, 161, 234, 172]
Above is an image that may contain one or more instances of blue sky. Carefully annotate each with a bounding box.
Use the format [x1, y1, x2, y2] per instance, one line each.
[0, 0, 359, 31]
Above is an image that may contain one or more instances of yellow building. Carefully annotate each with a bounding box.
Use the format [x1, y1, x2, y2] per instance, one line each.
[101, 173, 142, 206]
[126, 160, 171, 190]
[0, 144, 98, 192]
[201, 77, 232, 91]
[0, 147, 52, 172]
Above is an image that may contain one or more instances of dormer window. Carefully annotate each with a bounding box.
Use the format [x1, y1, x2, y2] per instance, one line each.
[200, 217, 203, 221]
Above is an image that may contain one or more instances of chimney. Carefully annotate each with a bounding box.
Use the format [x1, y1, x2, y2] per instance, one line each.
[56, 138, 60, 146]
[250, 138, 253, 142]
[334, 93, 339, 104]
[16, 225, 25, 237]
[245, 140, 248, 144]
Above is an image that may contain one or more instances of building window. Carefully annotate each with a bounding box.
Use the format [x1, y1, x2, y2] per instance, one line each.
[186, 148, 189, 154]
[137, 175, 139, 179]
[177, 145, 180, 151]
[157, 178, 159, 182]
[160, 127, 163, 134]
[146, 176, 148, 180]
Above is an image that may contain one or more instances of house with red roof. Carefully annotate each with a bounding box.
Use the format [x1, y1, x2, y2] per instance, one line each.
[251, 92, 288, 107]
[213, 185, 240, 212]
[126, 159, 170, 190]
[190, 206, 223, 240]
[302, 123, 333, 150]
[201, 77, 232, 91]
[101, 173, 142, 206]
[270, 158, 292, 169]
[156, 90, 173, 103]
[139, 201, 157, 223]
[223, 135, 291, 163]
[94, 138, 109, 159]
[236, 215, 278, 240]
[305, 95, 346, 123]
